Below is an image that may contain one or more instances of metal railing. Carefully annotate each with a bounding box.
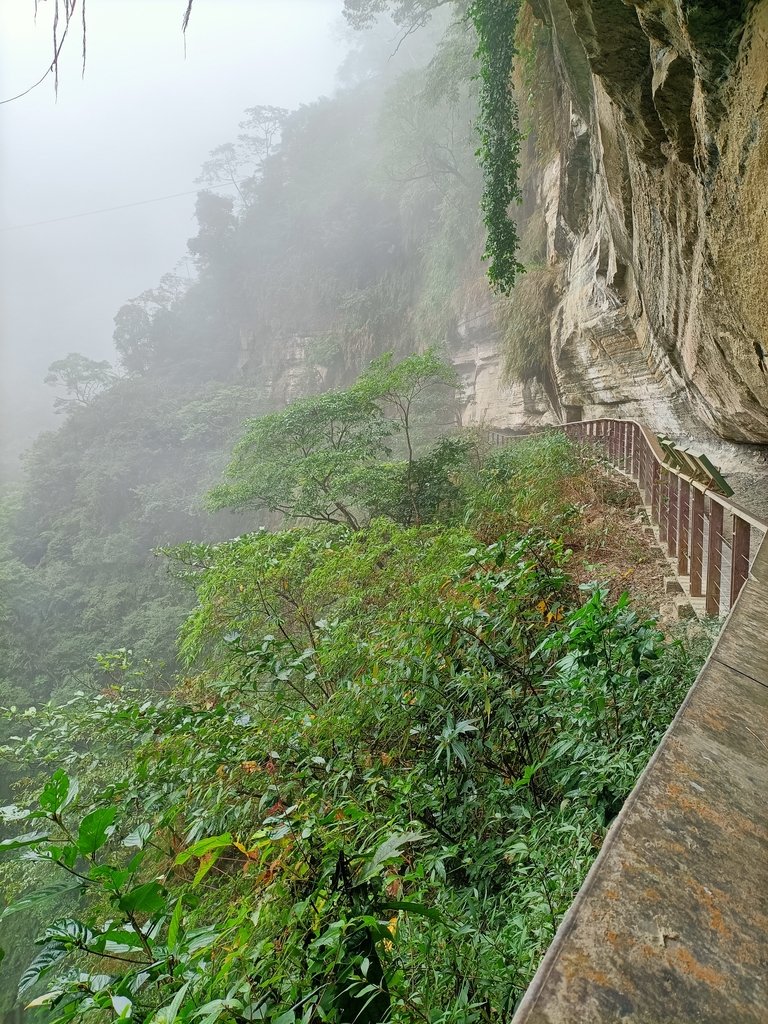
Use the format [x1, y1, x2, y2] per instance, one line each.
[492, 420, 767, 616]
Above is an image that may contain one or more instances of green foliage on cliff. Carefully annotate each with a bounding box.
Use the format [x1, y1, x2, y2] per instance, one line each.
[469, 0, 524, 293]
[208, 389, 394, 529]
[345, 0, 527, 294]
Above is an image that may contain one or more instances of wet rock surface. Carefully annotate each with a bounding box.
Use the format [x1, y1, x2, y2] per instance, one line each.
[507, 0, 768, 443]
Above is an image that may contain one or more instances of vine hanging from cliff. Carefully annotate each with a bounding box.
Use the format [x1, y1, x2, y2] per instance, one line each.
[469, 0, 523, 293]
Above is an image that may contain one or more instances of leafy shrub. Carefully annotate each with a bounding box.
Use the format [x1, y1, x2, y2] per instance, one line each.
[0, 435, 709, 1020]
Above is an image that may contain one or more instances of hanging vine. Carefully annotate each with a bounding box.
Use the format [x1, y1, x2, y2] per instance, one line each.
[468, 0, 524, 294]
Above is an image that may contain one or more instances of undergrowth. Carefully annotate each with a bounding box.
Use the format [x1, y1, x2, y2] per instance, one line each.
[0, 434, 711, 1023]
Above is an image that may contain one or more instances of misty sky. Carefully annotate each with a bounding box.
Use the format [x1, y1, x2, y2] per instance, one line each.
[0, 0, 347, 474]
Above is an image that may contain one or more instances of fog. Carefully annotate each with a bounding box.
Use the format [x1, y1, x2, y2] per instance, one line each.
[0, 0, 347, 479]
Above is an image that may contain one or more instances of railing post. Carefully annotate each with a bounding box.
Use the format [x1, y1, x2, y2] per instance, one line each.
[677, 480, 690, 577]
[730, 515, 750, 607]
[690, 488, 705, 597]
[705, 500, 724, 616]
[631, 425, 640, 480]
[628, 423, 634, 474]
[651, 461, 661, 526]
[638, 434, 646, 497]
[659, 469, 669, 542]
[667, 474, 679, 558]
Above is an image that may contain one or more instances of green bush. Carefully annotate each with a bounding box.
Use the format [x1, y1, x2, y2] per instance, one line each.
[0, 436, 710, 1023]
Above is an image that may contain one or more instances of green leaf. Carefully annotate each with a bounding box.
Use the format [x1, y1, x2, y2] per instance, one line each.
[362, 830, 424, 880]
[44, 918, 93, 947]
[378, 900, 442, 922]
[26, 991, 63, 1009]
[167, 897, 183, 952]
[122, 823, 152, 849]
[118, 881, 166, 916]
[39, 770, 78, 815]
[0, 881, 83, 922]
[148, 981, 190, 1024]
[184, 926, 220, 953]
[0, 830, 50, 851]
[90, 861, 139, 891]
[111, 995, 133, 1018]
[174, 832, 232, 866]
[77, 806, 118, 856]
[92, 928, 146, 953]
[87, 972, 113, 992]
[193, 1002, 226, 1017]
[193, 1001, 227, 1024]
[18, 942, 66, 996]
[192, 847, 225, 887]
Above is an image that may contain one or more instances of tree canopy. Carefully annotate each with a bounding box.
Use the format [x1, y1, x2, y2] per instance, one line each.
[44, 354, 115, 414]
[208, 352, 462, 529]
[208, 388, 394, 530]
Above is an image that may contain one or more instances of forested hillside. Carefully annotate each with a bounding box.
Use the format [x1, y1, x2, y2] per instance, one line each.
[0, 1, 723, 1020]
[0, 11, 483, 710]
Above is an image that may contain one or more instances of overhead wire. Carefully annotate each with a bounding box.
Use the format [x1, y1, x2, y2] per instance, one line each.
[0, 179, 249, 232]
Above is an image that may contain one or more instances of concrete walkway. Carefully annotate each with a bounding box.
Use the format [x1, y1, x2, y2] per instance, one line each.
[512, 538, 768, 1022]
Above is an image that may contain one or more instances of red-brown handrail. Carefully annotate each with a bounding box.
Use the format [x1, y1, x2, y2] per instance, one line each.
[490, 420, 768, 616]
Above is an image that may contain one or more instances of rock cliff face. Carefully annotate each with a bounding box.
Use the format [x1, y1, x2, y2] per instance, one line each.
[496, 0, 768, 442]
[451, 301, 561, 430]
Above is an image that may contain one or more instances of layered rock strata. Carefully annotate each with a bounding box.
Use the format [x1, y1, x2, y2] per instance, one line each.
[505, 0, 768, 442]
